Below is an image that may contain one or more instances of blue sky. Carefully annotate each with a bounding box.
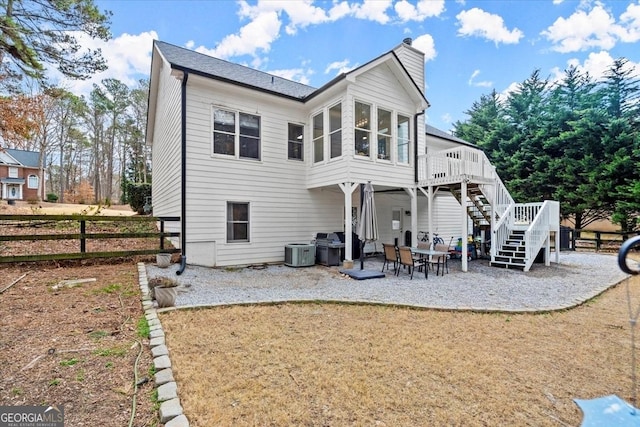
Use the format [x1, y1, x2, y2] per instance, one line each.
[58, 0, 640, 133]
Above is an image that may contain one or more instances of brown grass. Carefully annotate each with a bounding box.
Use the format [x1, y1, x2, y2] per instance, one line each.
[160, 274, 640, 426]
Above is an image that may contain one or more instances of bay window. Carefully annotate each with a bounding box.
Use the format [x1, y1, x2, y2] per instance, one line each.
[312, 112, 324, 163]
[397, 114, 410, 164]
[377, 108, 392, 160]
[329, 103, 342, 158]
[354, 101, 371, 157]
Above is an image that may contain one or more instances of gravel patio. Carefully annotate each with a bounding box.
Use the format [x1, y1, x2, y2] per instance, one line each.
[146, 251, 628, 313]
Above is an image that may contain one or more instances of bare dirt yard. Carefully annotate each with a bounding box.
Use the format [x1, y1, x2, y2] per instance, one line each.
[160, 274, 640, 426]
[0, 260, 158, 426]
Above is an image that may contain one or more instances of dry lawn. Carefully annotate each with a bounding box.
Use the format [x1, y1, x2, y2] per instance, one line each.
[161, 275, 640, 426]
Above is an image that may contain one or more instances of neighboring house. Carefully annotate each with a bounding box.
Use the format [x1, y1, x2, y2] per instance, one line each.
[146, 39, 559, 272]
[0, 148, 43, 202]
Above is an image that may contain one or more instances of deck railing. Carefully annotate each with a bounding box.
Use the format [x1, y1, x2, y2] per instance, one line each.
[418, 146, 494, 185]
[523, 201, 559, 271]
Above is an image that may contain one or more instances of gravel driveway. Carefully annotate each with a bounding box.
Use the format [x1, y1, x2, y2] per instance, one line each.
[145, 251, 629, 313]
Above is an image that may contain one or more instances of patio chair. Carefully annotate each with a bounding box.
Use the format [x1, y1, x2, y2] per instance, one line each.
[397, 246, 428, 279]
[381, 243, 399, 274]
[428, 243, 450, 276]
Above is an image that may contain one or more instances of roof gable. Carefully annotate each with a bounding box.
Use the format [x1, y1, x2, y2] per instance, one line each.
[1, 149, 40, 168]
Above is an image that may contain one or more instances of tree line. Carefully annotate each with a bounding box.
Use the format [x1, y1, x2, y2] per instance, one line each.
[0, 0, 150, 205]
[453, 60, 640, 233]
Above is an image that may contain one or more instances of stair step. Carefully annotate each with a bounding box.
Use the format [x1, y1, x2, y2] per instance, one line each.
[499, 250, 525, 258]
[490, 260, 525, 270]
[493, 256, 525, 265]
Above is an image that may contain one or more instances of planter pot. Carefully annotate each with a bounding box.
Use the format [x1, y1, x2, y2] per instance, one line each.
[156, 253, 172, 268]
[154, 286, 178, 308]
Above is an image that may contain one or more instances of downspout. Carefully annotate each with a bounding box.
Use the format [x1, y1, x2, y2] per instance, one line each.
[413, 110, 426, 183]
[176, 71, 189, 275]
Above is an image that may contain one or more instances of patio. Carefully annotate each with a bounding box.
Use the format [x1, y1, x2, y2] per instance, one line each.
[146, 252, 628, 313]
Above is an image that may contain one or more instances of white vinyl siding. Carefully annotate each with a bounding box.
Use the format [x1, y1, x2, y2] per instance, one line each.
[150, 53, 182, 219]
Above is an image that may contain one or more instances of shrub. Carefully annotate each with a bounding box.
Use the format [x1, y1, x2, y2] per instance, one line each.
[46, 193, 58, 202]
[127, 183, 152, 215]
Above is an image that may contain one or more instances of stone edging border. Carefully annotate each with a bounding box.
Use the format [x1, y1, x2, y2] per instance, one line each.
[137, 262, 189, 427]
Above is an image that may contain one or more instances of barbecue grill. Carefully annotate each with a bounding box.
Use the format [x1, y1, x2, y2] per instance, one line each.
[315, 232, 345, 266]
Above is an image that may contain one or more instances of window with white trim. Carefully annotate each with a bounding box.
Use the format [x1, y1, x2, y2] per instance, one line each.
[329, 103, 342, 158]
[8, 167, 18, 178]
[377, 108, 392, 160]
[354, 101, 371, 157]
[312, 112, 324, 163]
[213, 108, 261, 160]
[397, 114, 410, 164]
[227, 202, 249, 242]
[28, 174, 38, 189]
[287, 123, 303, 161]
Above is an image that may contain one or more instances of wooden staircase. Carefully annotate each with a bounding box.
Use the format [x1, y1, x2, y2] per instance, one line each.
[418, 146, 560, 272]
[491, 230, 526, 269]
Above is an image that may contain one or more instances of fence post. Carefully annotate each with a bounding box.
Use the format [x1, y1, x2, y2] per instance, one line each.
[595, 232, 601, 251]
[80, 220, 86, 253]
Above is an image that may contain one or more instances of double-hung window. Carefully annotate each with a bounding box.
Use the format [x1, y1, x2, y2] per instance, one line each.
[28, 175, 38, 189]
[288, 124, 304, 160]
[329, 103, 342, 158]
[377, 108, 392, 160]
[354, 101, 371, 157]
[397, 114, 410, 164]
[8, 167, 18, 178]
[227, 202, 249, 243]
[213, 108, 261, 160]
[312, 112, 324, 163]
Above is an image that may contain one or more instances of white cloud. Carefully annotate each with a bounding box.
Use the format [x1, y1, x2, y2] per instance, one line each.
[456, 8, 524, 45]
[550, 51, 640, 83]
[325, 60, 357, 76]
[541, 4, 620, 52]
[618, 1, 640, 43]
[441, 113, 453, 124]
[352, 0, 393, 24]
[395, 0, 445, 22]
[468, 69, 493, 87]
[51, 31, 157, 97]
[412, 34, 437, 62]
[268, 68, 313, 85]
[197, 11, 281, 59]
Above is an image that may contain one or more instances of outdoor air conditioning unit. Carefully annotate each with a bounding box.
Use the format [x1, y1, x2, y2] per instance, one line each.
[285, 243, 316, 267]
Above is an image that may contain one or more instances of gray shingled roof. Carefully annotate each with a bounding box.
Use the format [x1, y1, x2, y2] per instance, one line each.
[426, 124, 475, 147]
[155, 41, 317, 100]
[5, 149, 39, 168]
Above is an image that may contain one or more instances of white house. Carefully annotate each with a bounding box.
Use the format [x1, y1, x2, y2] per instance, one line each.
[146, 39, 559, 273]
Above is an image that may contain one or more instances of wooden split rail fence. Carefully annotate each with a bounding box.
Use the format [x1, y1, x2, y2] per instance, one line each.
[0, 214, 180, 263]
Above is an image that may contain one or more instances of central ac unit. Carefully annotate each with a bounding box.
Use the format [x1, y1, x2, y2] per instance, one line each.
[285, 243, 315, 267]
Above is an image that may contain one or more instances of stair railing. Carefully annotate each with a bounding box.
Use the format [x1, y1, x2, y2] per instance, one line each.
[523, 201, 554, 272]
